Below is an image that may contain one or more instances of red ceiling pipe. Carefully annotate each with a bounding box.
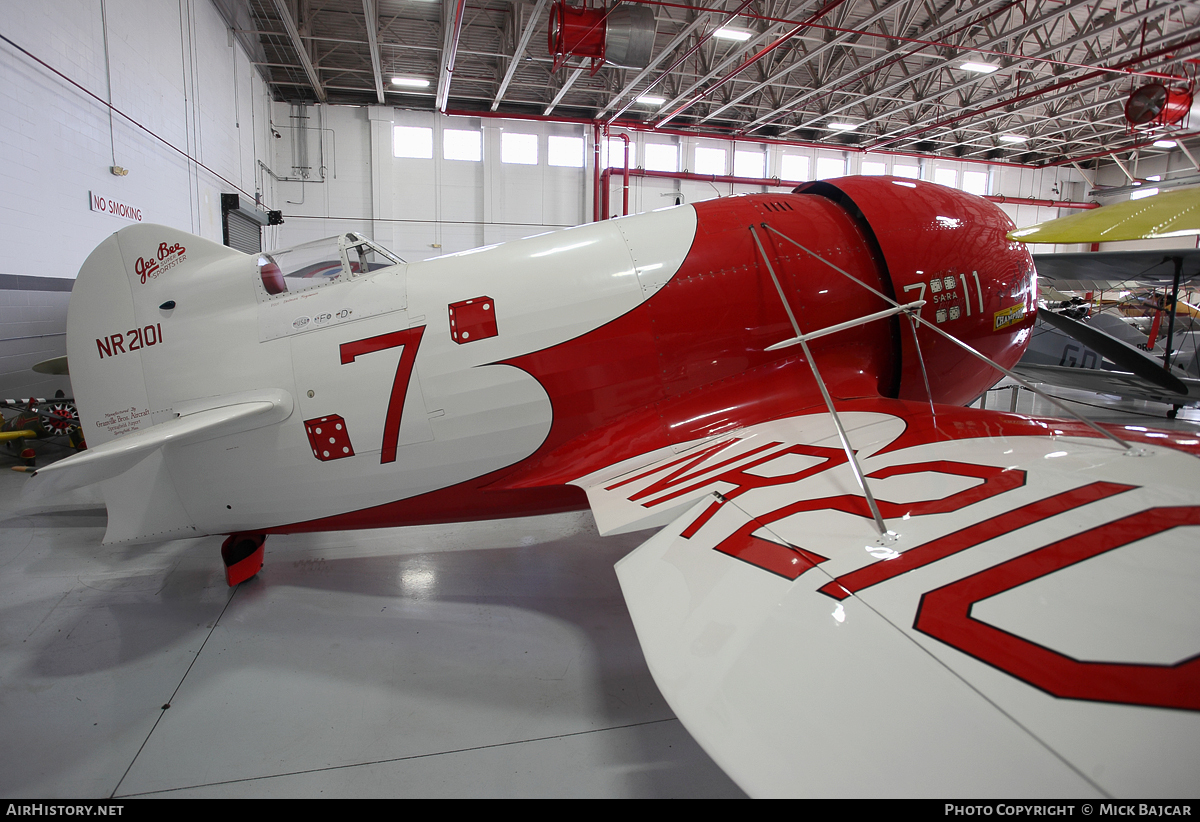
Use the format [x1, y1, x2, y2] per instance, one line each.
[593, 122, 602, 222]
[618, 133, 630, 218]
[599, 168, 1099, 219]
[985, 195, 1097, 209]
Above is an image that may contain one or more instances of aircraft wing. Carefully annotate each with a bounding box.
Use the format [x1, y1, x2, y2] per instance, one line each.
[1033, 249, 1200, 292]
[573, 399, 1200, 797]
[1011, 187, 1200, 245]
[1014, 362, 1200, 406]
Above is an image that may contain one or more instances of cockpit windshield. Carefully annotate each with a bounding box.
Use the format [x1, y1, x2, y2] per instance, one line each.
[258, 233, 404, 296]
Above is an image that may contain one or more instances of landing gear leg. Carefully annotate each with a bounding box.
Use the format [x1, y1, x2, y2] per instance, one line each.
[221, 533, 266, 587]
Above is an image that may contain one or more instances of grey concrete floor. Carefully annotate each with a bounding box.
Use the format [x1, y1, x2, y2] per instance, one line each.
[2, 381, 1196, 799]
[0, 450, 745, 798]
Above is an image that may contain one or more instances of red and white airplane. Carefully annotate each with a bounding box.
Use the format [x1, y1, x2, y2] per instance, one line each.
[30, 177, 1200, 797]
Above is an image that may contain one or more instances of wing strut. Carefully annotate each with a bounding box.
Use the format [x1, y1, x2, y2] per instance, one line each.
[759, 222, 1136, 453]
[764, 300, 925, 350]
[748, 225, 895, 540]
[1163, 254, 1183, 371]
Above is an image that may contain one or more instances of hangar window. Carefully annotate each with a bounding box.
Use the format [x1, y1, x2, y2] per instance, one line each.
[258, 233, 404, 297]
[502, 132, 538, 165]
[734, 150, 765, 179]
[645, 143, 679, 172]
[894, 164, 919, 179]
[548, 136, 584, 167]
[444, 129, 482, 161]
[394, 126, 433, 159]
[934, 167, 958, 188]
[861, 161, 885, 176]
[962, 170, 988, 195]
[815, 156, 845, 180]
[781, 154, 810, 181]
[603, 138, 635, 169]
[695, 147, 726, 175]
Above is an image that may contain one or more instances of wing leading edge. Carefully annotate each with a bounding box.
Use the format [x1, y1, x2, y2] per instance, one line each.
[575, 400, 1200, 797]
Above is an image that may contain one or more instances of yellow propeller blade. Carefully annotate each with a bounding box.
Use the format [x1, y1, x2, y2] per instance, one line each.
[1008, 187, 1200, 244]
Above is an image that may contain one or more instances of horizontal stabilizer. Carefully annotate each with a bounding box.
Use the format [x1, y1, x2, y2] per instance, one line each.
[25, 389, 293, 497]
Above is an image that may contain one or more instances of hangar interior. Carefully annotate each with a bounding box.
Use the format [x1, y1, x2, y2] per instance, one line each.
[1, 0, 1199, 798]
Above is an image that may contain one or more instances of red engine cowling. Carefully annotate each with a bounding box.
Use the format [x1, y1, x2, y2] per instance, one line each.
[796, 177, 1037, 406]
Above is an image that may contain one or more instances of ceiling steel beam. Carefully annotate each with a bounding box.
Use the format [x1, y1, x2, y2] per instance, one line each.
[697, 0, 923, 126]
[655, 0, 853, 128]
[233, 0, 1200, 169]
[545, 64, 587, 116]
[436, 0, 469, 112]
[362, 0, 386, 104]
[738, 0, 1018, 134]
[271, 0, 327, 102]
[868, 25, 1200, 152]
[779, 0, 1098, 138]
[857, 2, 1195, 148]
[492, 0, 550, 111]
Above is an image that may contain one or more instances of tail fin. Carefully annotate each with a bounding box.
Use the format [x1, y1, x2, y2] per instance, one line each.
[61, 224, 250, 542]
[67, 224, 244, 449]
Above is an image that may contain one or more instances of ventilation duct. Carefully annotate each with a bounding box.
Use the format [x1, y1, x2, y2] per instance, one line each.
[548, 3, 656, 68]
[1124, 82, 1196, 128]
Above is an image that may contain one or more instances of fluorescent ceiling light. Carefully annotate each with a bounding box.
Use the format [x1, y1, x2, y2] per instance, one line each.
[961, 61, 999, 73]
[828, 122, 858, 131]
[999, 134, 1027, 143]
[713, 27, 751, 41]
[637, 95, 665, 106]
[1154, 139, 1178, 148]
[391, 77, 430, 88]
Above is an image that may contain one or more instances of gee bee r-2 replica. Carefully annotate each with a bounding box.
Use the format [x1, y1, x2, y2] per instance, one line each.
[29, 177, 1200, 797]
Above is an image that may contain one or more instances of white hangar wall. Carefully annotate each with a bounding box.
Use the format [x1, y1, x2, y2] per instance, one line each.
[0, 0, 273, 396]
[267, 101, 1088, 263]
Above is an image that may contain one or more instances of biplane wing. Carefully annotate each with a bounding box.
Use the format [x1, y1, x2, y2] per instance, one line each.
[1010, 186, 1200, 245]
[1032, 248, 1200, 293]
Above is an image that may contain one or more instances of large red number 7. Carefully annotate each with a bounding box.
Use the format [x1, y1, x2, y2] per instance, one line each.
[340, 326, 426, 464]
